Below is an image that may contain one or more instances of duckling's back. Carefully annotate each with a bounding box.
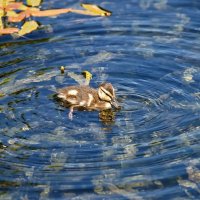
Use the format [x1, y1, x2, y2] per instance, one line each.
[57, 85, 98, 107]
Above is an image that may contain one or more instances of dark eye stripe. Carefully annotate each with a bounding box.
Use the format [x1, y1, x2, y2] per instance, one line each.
[100, 87, 113, 99]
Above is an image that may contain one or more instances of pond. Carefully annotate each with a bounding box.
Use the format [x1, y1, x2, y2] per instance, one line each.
[1, 0, 200, 199]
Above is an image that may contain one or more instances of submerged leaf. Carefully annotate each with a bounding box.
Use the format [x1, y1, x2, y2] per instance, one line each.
[18, 20, 38, 36]
[26, 0, 42, 7]
[81, 3, 112, 16]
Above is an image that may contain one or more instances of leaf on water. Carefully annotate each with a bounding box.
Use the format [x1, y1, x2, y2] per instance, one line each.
[0, 27, 19, 34]
[26, 0, 42, 7]
[70, 9, 99, 16]
[0, 8, 4, 17]
[0, 17, 3, 29]
[60, 66, 65, 74]
[5, 2, 23, 11]
[18, 20, 38, 36]
[31, 8, 72, 17]
[81, 3, 112, 16]
[81, 70, 92, 85]
[82, 71, 92, 81]
[0, 0, 16, 9]
[7, 11, 26, 22]
[0, 92, 5, 98]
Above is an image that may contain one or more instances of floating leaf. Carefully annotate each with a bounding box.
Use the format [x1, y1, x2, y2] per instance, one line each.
[0, 8, 4, 17]
[7, 11, 26, 22]
[82, 71, 92, 81]
[60, 66, 65, 74]
[18, 20, 39, 36]
[0, 92, 5, 98]
[0, 0, 15, 8]
[6, 2, 23, 11]
[0, 17, 3, 29]
[81, 3, 111, 16]
[31, 8, 71, 17]
[0, 27, 19, 34]
[82, 70, 92, 85]
[26, 0, 42, 7]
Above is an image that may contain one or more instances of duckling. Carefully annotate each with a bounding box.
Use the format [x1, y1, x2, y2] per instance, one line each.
[57, 83, 119, 120]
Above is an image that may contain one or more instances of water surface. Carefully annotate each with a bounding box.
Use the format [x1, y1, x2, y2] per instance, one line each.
[1, 0, 200, 199]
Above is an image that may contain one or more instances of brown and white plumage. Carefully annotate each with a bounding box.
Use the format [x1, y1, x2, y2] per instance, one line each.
[57, 83, 119, 120]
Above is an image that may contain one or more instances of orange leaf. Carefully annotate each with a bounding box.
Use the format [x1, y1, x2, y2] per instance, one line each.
[0, 27, 19, 34]
[31, 8, 72, 17]
[6, 2, 23, 11]
[18, 20, 38, 36]
[80, 3, 111, 16]
[8, 11, 26, 22]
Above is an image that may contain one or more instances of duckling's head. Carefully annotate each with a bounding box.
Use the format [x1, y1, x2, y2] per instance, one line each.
[98, 83, 120, 109]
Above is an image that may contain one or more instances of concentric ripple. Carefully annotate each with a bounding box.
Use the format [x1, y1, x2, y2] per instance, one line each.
[1, 0, 200, 199]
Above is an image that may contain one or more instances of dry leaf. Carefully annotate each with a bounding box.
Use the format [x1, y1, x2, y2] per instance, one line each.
[0, 27, 19, 34]
[81, 3, 111, 16]
[26, 0, 42, 7]
[60, 66, 65, 74]
[31, 8, 72, 17]
[0, 9, 4, 17]
[81, 70, 92, 85]
[0, 0, 15, 8]
[6, 2, 23, 11]
[18, 20, 38, 36]
[70, 9, 99, 16]
[82, 71, 92, 81]
[8, 11, 26, 22]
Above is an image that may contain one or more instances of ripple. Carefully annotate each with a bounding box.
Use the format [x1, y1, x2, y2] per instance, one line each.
[1, 0, 200, 199]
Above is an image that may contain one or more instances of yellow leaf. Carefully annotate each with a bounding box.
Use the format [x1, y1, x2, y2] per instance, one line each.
[70, 9, 99, 16]
[26, 0, 42, 7]
[60, 66, 65, 74]
[0, 8, 4, 17]
[0, 0, 15, 8]
[7, 11, 26, 22]
[18, 20, 38, 36]
[81, 71, 92, 85]
[0, 17, 3, 29]
[81, 3, 111, 16]
[82, 71, 92, 81]
[18, 4, 29, 11]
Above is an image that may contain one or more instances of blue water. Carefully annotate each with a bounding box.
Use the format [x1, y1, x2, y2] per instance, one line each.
[1, 0, 200, 199]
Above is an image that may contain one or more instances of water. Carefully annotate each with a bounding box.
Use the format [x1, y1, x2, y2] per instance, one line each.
[1, 0, 200, 199]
